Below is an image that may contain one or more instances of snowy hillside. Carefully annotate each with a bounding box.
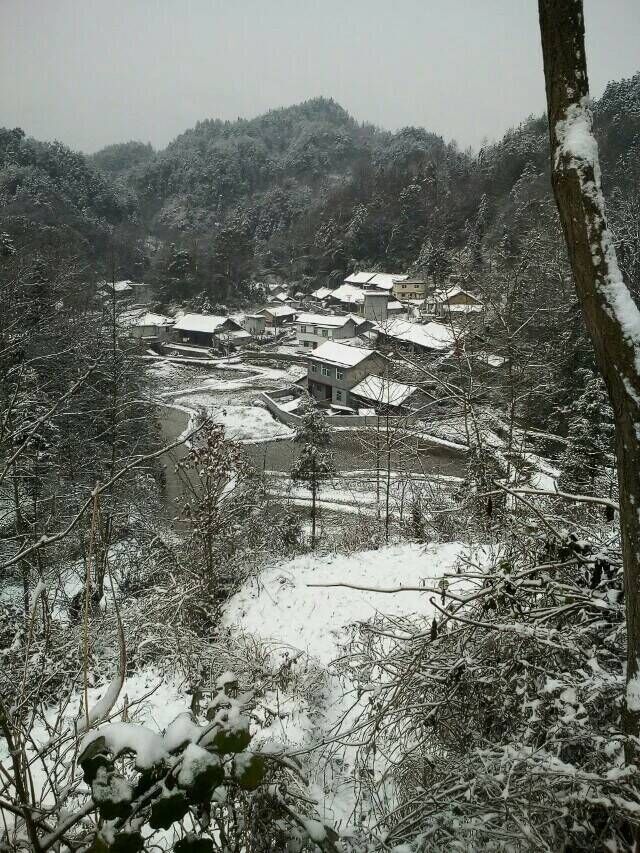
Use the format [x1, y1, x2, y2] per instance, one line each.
[223, 542, 466, 665]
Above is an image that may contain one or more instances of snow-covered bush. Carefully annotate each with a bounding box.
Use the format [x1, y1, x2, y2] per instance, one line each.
[78, 678, 339, 852]
[339, 524, 638, 851]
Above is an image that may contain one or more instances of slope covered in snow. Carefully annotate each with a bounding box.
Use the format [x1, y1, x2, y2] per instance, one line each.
[222, 542, 465, 666]
[221, 542, 473, 828]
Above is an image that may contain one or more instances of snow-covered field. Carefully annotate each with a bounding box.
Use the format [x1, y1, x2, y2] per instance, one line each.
[151, 358, 300, 443]
[223, 542, 465, 665]
[172, 395, 293, 442]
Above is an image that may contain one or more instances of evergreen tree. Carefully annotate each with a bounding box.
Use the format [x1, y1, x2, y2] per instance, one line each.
[290, 395, 335, 548]
[559, 370, 615, 492]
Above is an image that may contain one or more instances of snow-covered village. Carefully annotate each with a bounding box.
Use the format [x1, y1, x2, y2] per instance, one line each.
[2, 1, 640, 851]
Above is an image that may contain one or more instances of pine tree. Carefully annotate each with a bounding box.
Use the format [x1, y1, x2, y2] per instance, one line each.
[290, 395, 335, 548]
[559, 370, 615, 492]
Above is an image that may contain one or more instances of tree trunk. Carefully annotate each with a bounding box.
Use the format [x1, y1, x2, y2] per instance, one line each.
[538, 0, 640, 755]
[311, 480, 317, 549]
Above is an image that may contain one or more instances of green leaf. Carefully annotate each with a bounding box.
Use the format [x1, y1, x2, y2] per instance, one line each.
[79, 736, 111, 784]
[149, 791, 190, 830]
[112, 832, 144, 853]
[82, 753, 112, 785]
[211, 727, 251, 754]
[98, 797, 132, 821]
[178, 757, 224, 802]
[92, 774, 133, 821]
[233, 754, 266, 790]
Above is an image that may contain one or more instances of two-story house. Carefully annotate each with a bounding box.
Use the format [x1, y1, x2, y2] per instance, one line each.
[344, 271, 408, 292]
[306, 341, 387, 408]
[296, 313, 368, 350]
[392, 277, 429, 301]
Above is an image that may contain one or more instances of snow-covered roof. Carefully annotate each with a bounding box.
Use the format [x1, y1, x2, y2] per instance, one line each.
[102, 279, 150, 294]
[261, 305, 297, 317]
[387, 300, 404, 310]
[311, 287, 333, 300]
[350, 374, 418, 407]
[133, 312, 174, 327]
[328, 284, 365, 305]
[273, 292, 291, 302]
[308, 340, 378, 368]
[297, 313, 356, 328]
[344, 272, 376, 285]
[344, 272, 408, 289]
[173, 314, 229, 334]
[378, 319, 456, 351]
[438, 285, 482, 303]
[367, 273, 408, 290]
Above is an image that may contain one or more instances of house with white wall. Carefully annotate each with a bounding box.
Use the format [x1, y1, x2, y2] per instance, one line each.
[306, 341, 387, 408]
[296, 313, 369, 350]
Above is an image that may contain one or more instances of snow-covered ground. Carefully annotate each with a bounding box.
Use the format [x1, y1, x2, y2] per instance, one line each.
[266, 470, 462, 516]
[172, 395, 293, 442]
[221, 542, 473, 827]
[223, 542, 465, 665]
[150, 358, 300, 443]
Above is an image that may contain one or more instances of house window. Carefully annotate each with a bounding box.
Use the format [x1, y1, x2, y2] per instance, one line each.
[300, 325, 306, 333]
[336, 369, 344, 380]
[311, 364, 317, 372]
[335, 390, 343, 402]
[321, 365, 331, 377]
[321, 329, 329, 337]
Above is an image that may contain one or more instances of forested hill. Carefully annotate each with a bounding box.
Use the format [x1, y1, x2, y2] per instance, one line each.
[1, 80, 639, 296]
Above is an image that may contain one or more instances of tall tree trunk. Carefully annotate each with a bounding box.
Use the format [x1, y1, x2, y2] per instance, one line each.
[538, 0, 640, 755]
[311, 479, 317, 549]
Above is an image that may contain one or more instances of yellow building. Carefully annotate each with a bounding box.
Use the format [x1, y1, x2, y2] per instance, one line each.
[392, 278, 428, 301]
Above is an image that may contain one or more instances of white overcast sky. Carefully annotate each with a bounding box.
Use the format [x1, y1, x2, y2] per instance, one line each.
[1, 0, 638, 153]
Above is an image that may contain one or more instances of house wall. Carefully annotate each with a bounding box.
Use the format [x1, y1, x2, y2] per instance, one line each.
[175, 329, 214, 347]
[363, 294, 389, 322]
[261, 390, 460, 437]
[297, 319, 356, 349]
[307, 353, 386, 407]
[393, 281, 427, 300]
[244, 316, 266, 335]
[263, 312, 295, 327]
[131, 324, 172, 340]
[448, 293, 479, 306]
